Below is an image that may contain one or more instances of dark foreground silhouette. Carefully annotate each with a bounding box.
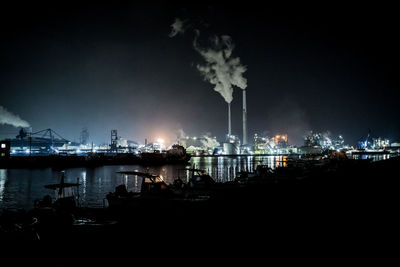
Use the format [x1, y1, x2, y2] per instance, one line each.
[1, 156, 397, 243]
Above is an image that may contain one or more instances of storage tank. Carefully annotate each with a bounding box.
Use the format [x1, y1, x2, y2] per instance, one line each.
[223, 142, 234, 155]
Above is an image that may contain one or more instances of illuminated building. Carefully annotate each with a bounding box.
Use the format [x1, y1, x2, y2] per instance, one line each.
[373, 138, 390, 149]
[0, 140, 10, 158]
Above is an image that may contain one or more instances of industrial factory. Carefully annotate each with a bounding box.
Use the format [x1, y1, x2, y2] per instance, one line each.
[1, 92, 399, 158]
[1, 128, 108, 156]
[1, 89, 400, 160]
[2, 15, 398, 160]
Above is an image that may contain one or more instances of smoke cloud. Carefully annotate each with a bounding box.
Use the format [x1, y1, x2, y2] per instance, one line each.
[169, 18, 186, 37]
[176, 128, 187, 139]
[193, 30, 247, 103]
[200, 134, 220, 149]
[169, 17, 247, 103]
[265, 98, 310, 146]
[0, 106, 30, 128]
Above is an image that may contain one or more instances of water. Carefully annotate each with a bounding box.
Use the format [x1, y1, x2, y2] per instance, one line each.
[0, 155, 291, 210]
[0, 154, 390, 210]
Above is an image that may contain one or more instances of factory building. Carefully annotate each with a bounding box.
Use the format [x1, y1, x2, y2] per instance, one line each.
[272, 134, 288, 148]
[177, 136, 220, 155]
[142, 142, 165, 153]
[8, 136, 81, 156]
[4, 128, 81, 156]
[388, 142, 400, 153]
[373, 138, 390, 149]
[223, 134, 241, 155]
[253, 133, 294, 154]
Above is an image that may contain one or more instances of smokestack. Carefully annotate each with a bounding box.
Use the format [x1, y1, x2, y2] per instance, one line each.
[228, 103, 232, 137]
[242, 89, 247, 145]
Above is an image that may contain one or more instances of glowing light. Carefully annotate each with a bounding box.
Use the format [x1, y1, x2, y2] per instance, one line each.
[157, 138, 164, 144]
[25, 149, 30, 154]
[76, 149, 81, 153]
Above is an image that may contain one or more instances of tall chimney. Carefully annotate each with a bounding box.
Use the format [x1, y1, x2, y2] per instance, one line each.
[242, 89, 247, 145]
[228, 102, 232, 137]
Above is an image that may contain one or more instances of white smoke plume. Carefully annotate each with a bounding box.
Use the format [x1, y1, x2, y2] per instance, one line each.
[176, 128, 187, 139]
[169, 18, 187, 37]
[0, 106, 30, 128]
[193, 30, 247, 103]
[200, 134, 220, 149]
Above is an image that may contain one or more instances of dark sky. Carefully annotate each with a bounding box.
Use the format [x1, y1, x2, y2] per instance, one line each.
[1, 2, 399, 145]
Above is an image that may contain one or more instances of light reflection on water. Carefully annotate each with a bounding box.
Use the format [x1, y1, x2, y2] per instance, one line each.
[351, 154, 391, 161]
[0, 169, 6, 201]
[0, 154, 387, 210]
[189, 155, 291, 183]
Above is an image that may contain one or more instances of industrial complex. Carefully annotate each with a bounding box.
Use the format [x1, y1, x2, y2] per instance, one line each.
[1, 89, 398, 172]
[1, 86, 399, 159]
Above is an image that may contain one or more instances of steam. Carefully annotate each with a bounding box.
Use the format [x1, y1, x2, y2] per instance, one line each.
[168, 17, 247, 103]
[0, 106, 30, 128]
[265, 98, 311, 146]
[193, 31, 247, 103]
[200, 134, 220, 150]
[169, 18, 187, 37]
[176, 128, 187, 140]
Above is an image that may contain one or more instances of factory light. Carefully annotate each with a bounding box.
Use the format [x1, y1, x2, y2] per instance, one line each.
[157, 138, 164, 144]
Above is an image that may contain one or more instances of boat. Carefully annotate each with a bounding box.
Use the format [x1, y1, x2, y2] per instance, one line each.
[34, 172, 81, 210]
[181, 168, 216, 189]
[31, 172, 119, 240]
[106, 168, 221, 209]
[106, 171, 179, 209]
[234, 165, 278, 185]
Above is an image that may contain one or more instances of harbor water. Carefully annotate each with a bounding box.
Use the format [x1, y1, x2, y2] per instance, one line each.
[0, 154, 391, 210]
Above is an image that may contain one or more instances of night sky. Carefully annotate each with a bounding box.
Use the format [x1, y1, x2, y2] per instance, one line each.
[1, 2, 399, 145]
